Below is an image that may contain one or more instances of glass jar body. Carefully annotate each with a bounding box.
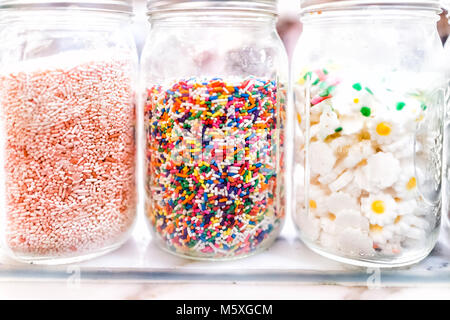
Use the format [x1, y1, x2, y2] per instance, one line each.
[0, 10, 138, 264]
[292, 11, 445, 267]
[444, 38, 450, 250]
[141, 12, 288, 260]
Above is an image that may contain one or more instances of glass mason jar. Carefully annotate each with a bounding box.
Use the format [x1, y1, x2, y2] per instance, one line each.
[444, 5, 450, 252]
[141, 0, 288, 260]
[292, 0, 445, 267]
[0, 1, 138, 264]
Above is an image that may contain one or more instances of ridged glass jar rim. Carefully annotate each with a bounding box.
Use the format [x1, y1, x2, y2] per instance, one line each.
[147, 0, 278, 16]
[301, 0, 442, 14]
[0, 0, 133, 14]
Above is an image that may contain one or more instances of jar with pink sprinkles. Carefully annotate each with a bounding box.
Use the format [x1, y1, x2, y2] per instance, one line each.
[0, 0, 138, 264]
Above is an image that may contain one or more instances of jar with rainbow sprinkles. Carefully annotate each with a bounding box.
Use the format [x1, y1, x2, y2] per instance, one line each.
[142, 0, 288, 260]
[0, 0, 138, 264]
[292, 0, 446, 267]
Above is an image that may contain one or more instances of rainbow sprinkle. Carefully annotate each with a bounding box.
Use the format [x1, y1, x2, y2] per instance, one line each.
[145, 77, 284, 258]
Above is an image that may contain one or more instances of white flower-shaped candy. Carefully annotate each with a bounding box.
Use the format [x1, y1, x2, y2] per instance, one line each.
[354, 166, 380, 193]
[369, 223, 397, 245]
[339, 140, 374, 170]
[396, 199, 419, 216]
[318, 170, 340, 185]
[294, 135, 305, 164]
[334, 210, 370, 233]
[329, 170, 354, 192]
[380, 135, 415, 159]
[389, 96, 425, 132]
[361, 193, 398, 226]
[403, 225, 427, 241]
[326, 191, 359, 216]
[308, 184, 329, 217]
[320, 216, 336, 234]
[338, 115, 364, 135]
[342, 182, 362, 198]
[336, 228, 375, 257]
[310, 141, 336, 177]
[394, 165, 418, 200]
[329, 135, 356, 156]
[295, 209, 321, 242]
[331, 81, 375, 117]
[368, 114, 403, 145]
[317, 108, 341, 140]
[319, 231, 337, 251]
[360, 152, 401, 191]
[396, 214, 430, 239]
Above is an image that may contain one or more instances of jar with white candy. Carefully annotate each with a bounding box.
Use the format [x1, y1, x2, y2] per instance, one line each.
[292, 0, 445, 267]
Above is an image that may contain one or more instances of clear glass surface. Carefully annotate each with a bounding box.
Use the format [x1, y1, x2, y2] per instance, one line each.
[0, 9, 139, 264]
[292, 7, 445, 267]
[141, 8, 288, 260]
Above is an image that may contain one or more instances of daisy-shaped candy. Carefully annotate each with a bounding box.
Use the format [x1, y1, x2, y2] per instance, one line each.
[389, 95, 426, 132]
[393, 164, 418, 200]
[331, 80, 376, 117]
[368, 113, 404, 146]
[361, 193, 398, 226]
[307, 184, 330, 217]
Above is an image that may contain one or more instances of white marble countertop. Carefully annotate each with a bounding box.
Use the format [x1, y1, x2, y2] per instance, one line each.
[1, 282, 450, 300]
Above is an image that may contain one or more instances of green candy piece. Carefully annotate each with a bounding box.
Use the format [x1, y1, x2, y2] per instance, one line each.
[360, 106, 371, 117]
[319, 85, 335, 97]
[352, 83, 362, 91]
[421, 103, 427, 111]
[396, 102, 406, 111]
[319, 81, 328, 90]
[335, 127, 343, 133]
[365, 87, 374, 95]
